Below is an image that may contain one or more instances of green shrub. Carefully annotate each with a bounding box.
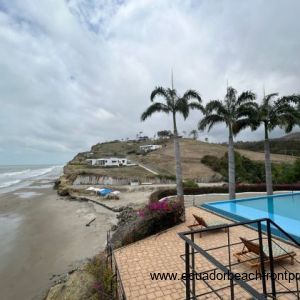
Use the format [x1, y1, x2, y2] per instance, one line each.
[183, 180, 198, 188]
[156, 174, 176, 181]
[201, 152, 262, 183]
[201, 152, 300, 184]
[293, 158, 300, 181]
[272, 158, 300, 184]
[201, 155, 220, 172]
[149, 184, 300, 202]
[126, 150, 136, 155]
[85, 253, 116, 300]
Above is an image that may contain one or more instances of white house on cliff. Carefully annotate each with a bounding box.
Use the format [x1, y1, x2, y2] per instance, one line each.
[139, 144, 162, 153]
[86, 158, 135, 167]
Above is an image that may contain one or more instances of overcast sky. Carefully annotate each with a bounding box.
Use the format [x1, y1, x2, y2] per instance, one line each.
[0, 0, 300, 165]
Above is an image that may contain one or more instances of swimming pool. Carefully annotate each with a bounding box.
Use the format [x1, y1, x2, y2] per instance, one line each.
[202, 192, 300, 242]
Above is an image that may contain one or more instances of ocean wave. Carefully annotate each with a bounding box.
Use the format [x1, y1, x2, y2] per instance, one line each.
[0, 166, 60, 179]
[0, 180, 21, 188]
[0, 169, 31, 178]
[0, 165, 63, 190]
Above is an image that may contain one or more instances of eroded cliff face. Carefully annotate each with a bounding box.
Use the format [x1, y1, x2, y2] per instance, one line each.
[73, 175, 131, 185]
[73, 174, 174, 186]
[56, 138, 230, 197]
[45, 270, 97, 300]
[54, 174, 76, 196]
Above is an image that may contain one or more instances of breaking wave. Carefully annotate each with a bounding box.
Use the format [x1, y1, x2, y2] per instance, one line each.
[0, 165, 63, 191]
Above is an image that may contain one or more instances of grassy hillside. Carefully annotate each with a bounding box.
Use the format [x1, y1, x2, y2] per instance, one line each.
[130, 139, 295, 180]
[235, 132, 300, 156]
[65, 138, 296, 182]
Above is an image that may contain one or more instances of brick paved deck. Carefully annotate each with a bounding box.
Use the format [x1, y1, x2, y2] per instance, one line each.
[114, 207, 300, 300]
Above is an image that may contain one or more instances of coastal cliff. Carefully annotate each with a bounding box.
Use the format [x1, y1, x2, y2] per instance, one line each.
[56, 138, 295, 197]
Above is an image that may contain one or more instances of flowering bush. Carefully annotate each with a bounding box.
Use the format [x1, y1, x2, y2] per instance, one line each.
[138, 197, 181, 218]
[111, 198, 184, 248]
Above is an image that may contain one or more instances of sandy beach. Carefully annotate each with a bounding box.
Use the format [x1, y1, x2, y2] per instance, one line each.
[0, 181, 117, 300]
[0, 172, 295, 300]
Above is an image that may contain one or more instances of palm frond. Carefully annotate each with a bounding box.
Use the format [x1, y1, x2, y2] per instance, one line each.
[236, 102, 258, 118]
[166, 88, 177, 110]
[150, 87, 169, 102]
[175, 98, 189, 119]
[198, 114, 226, 132]
[233, 118, 259, 135]
[263, 96, 300, 132]
[225, 86, 237, 103]
[263, 93, 278, 107]
[182, 89, 202, 102]
[277, 115, 298, 133]
[278, 94, 300, 105]
[236, 91, 256, 105]
[182, 89, 203, 112]
[276, 107, 299, 133]
[167, 88, 177, 101]
[189, 102, 205, 113]
[205, 100, 227, 116]
[140, 102, 170, 121]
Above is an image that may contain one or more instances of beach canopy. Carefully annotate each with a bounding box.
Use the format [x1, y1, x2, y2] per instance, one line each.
[86, 187, 119, 196]
[86, 187, 99, 191]
[97, 188, 113, 196]
[111, 191, 120, 195]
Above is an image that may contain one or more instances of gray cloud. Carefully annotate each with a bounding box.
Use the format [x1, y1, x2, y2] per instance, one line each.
[0, 0, 299, 164]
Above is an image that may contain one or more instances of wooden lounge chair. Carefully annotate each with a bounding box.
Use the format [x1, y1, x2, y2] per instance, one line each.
[234, 237, 296, 270]
[187, 214, 228, 237]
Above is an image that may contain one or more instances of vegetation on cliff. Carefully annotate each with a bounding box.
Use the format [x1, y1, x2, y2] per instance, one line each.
[56, 137, 297, 197]
[234, 133, 300, 160]
[201, 152, 300, 184]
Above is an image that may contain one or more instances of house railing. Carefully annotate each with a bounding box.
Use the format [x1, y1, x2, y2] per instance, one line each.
[178, 218, 300, 299]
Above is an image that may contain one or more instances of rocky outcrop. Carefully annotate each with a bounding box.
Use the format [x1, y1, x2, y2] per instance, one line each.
[56, 175, 74, 196]
[45, 270, 97, 300]
[115, 206, 137, 226]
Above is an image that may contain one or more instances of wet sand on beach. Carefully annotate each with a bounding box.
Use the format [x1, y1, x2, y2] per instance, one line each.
[0, 183, 116, 300]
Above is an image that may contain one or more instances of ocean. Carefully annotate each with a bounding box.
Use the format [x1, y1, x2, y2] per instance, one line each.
[0, 165, 63, 193]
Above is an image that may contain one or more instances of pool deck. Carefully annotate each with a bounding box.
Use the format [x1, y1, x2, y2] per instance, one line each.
[114, 206, 300, 300]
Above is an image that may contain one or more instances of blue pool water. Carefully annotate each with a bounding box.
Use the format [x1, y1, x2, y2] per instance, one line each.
[202, 192, 300, 242]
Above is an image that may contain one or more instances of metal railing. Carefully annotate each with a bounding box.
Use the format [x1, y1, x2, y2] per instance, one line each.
[106, 230, 127, 300]
[178, 218, 300, 299]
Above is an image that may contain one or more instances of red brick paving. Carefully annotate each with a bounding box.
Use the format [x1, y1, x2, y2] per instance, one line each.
[114, 207, 300, 299]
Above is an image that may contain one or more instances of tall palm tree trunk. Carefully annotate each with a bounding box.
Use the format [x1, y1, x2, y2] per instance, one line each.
[264, 123, 273, 195]
[228, 127, 236, 199]
[172, 112, 184, 204]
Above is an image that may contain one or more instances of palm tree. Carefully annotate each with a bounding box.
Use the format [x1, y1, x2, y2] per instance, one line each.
[199, 86, 256, 199]
[189, 129, 198, 140]
[246, 93, 300, 195]
[141, 86, 203, 209]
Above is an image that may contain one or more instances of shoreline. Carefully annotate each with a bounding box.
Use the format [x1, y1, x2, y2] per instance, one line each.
[0, 180, 117, 300]
[2, 174, 296, 299]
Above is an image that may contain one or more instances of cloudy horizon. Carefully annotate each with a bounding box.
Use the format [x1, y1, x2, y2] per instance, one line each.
[0, 0, 300, 165]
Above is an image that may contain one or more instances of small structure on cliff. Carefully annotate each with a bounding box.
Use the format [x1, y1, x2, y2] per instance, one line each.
[139, 144, 162, 153]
